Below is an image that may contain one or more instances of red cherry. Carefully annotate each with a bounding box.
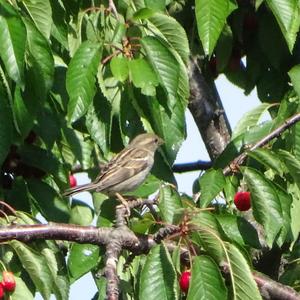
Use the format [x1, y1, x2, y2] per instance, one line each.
[179, 271, 191, 293]
[2, 271, 16, 292]
[0, 283, 4, 298]
[234, 191, 251, 211]
[69, 174, 77, 188]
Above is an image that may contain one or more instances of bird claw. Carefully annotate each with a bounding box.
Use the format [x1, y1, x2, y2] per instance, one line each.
[115, 193, 131, 217]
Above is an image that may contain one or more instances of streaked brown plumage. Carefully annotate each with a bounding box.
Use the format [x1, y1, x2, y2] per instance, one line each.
[63, 133, 163, 197]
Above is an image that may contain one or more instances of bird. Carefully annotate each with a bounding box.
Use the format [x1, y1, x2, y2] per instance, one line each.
[63, 133, 164, 198]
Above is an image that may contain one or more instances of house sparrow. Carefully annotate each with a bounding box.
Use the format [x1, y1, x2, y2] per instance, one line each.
[63, 133, 164, 197]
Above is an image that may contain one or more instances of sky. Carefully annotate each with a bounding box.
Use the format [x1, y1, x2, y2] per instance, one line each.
[36, 74, 261, 299]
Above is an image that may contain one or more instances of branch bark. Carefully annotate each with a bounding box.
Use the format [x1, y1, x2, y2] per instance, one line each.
[0, 220, 299, 299]
[188, 56, 231, 160]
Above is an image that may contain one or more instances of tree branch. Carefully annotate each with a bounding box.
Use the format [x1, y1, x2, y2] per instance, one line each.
[172, 160, 212, 172]
[0, 223, 111, 245]
[253, 271, 300, 300]
[223, 112, 300, 175]
[0, 220, 299, 299]
[188, 56, 231, 160]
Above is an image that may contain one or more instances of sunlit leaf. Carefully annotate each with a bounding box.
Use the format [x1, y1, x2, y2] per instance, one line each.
[243, 167, 283, 246]
[187, 256, 227, 300]
[66, 41, 101, 123]
[199, 169, 226, 208]
[139, 243, 178, 300]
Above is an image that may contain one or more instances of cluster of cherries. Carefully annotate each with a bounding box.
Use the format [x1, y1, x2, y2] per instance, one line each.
[0, 271, 16, 298]
[179, 191, 251, 294]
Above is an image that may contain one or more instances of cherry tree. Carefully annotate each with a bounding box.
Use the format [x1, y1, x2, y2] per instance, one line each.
[0, 0, 300, 299]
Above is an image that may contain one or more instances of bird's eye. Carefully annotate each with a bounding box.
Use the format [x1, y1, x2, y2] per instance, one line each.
[154, 138, 158, 143]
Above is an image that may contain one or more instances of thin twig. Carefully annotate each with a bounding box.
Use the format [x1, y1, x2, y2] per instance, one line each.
[223, 112, 300, 175]
[172, 160, 212, 173]
[108, 0, 119, 20]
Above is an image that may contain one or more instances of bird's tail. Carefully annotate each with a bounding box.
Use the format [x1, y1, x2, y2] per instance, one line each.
[63, 182, 97, 197]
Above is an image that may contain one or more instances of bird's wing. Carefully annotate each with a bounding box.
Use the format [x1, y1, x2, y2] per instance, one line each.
[95, 148, 150, 190]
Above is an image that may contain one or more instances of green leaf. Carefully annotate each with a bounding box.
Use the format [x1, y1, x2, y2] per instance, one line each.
[191, 212, 224, 262]
[86, 93, 111, 155]
[110, 56, 129, 82]
[148, 12, 190, 64]
[130, 212, 156, 234]
[128, 58, 159, 96]
[66, 41, 101, 123]
[273, 183, 292, 246]
[158, 184, 183, 223]
[243, 167, 283, 247]
[258, 11, 290, 70]
[61, 126, 94, 170]
[23, 18, 54, 100]
[198, 169, 226, 208]
[119, 89, 144, 140]
[69, 200, 94, 226]
[232, 103, 273, 139]
[27, 179, 70, 223]
[68, 243, 100, 282]
[278, 150, 300, 190]
[132, 8, 156, 21]
[280, 259, 300, 289]
[215, 24, 233, 72]
[195, 0, 237, 56]
[18, 144, 67, 187]
[95, 196, 117, 228]
[226, 243, 262, 300]
[271, 92, 299, 129]
[67, 11, 85, 57]
[0, 10, 26, 85]
[187, 256, 227, 300]
[10, 240, 53, 300]
[288, 183, 300, 244]
[139, 243, 178, 300]
[135, 93, 186, 164]
[265, 0, 300, 52]
[23, 0, 52, 39]
[223, 175, 239, 205]
[6, 177, 31, 213]
[256, 67, 288, 102]
[141, 36, 180, 107]
[36, 105, 61, 149]
[50, 0, 68, 48]
[0, 83, 13, 166]
[11, 276, 34, 300]
[216, 214, 261, 249]
[288, 65, 300, 99]
[145, 0, 165, 11]
[24, 18, 54, 91]
[292, 120, 300, 163]
[247, 148, 284, 176]
[13, 86, 34, 138]
[38, 241, 70, 300]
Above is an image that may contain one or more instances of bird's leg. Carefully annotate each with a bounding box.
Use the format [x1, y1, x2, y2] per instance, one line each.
[115, 193, 130, 217]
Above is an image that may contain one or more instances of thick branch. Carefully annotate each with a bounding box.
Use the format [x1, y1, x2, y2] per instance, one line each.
[0, 223, 112, 245]
[253, 271, 300, 300]
[0, 222, 298, 299]
[188, 56, 231, 160]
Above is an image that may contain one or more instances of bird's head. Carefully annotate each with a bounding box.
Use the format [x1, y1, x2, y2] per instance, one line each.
[129, 133, 164, 151]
